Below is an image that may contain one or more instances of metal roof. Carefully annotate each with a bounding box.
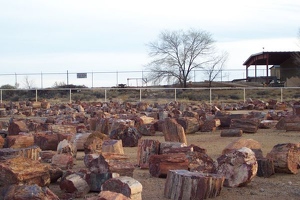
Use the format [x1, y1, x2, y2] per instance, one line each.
[243, 51, 300, 67]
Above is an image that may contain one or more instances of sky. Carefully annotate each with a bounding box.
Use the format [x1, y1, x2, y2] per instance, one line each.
[0, 0, 299, 88]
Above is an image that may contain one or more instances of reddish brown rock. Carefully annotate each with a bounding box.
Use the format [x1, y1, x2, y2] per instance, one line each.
[60, 173, 90, 198]
[176, 117, 200, 134]
[200, 119, 220, 132]
[5, 133, 34, 148]
[34, 132, 74, 151]
[266, 143, 300, 174]
[8, 120, 29, 135]
[51, 153, 74, 170]
[109, 124, 142, 147]
[1, 184, 59, 200]
[39, 150, 56, 163]
[137, 139, 160, 169]
[149, 153, 189, 178]
[230, 118, 259, 133]
[84, 131, 109, 154]
[102, 176, 142, 200]
[0, 145, 41, 160]
[162, 118, 187, 145]
[220, 129, 243, 137]
[0, 156, 50, 187]
[97, 190, 130, 200]
[102, 139, 124, 154]
[216, 147, 258, 187]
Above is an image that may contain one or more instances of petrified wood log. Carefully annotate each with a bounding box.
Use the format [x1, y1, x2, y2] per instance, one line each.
[4, 133, 34, 148]
[216, 147, 258, 187]
[0, 136, 4, 148]
[34, 132, 74, 151]
[176, 117, 200, 134]
[259, 120, 278, 129]
[109, 124, 142, 147]
[84, 153, 134, 177]
[0, 156, 50, 187]
[1, 184, 59, 200]
[220, 129, 243, 137]
[47, 124, 77, 134]
[39, 150, 56, 163]
[137, 139, 160, 169]
[83, 131, 109, 154]
[222, 138, 263, 159]
[159, 141, 187, 154]
[57, 139, 77, 158]
[101, 176, 143, 200]
[0, 145, 41, 160]
[102, 139, 124, 154]
[257, 158, 275, 178]
[60, 173, 90, 198]
[266, 143, 300, 174]
[162, 118, 187, 145]
[51, 153, 74, 170]
[72, 132, 92, 150]
[230, 118, 260, 133]
[164, 170, 224, 200]
[8, 119, 29, 135]
[148, 153, 189, 178]
[201, 119, 220, 132]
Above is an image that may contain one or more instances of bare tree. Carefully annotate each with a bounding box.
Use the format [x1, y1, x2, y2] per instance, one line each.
[22, 76, 35, 89]
[145, 29, 227, 88]
[204, 51, 228, 87]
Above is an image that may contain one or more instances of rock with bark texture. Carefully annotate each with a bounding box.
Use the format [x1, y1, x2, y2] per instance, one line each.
[72, 132, 92, 150]
[201, 119, 221, 132]
[8, 120, 29, 135]
[1, 184, 59, 200]
[266, 143, 300, 174]
[39, 150, 56, 163]
[101, 176, 143, 200]
[0, 145, 41, 160]
[220, 129, 243, 137]
[162, 118, 187, 145]
[34, 132, 74, 151]
[164, 170, 224, 200]
[85, 172, 118, 192]
[149, 153, 189, 178]
[5, 133, 34, 148]
[97, 190, 130, 200]
[159, 142, 187, 154]
[230, 118, 259, 133]
[60, 173, 90, 198]
[51, 153, 74, 170]
[257, 158, 275, 178]
[176, 117, 200, 134]
[137, 139, 160, 169]
[216, 147, 258, 187]
[83, 131, 109, 154]
[0, 156, 50, 187]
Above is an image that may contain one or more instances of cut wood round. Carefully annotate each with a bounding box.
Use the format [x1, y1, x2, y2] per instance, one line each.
[164, 170, 224, 200]
[220, 129, 242, 137]
[137, 139, 160, 169]
[216, 147, 258, 187]
[266, 143, 300, 174]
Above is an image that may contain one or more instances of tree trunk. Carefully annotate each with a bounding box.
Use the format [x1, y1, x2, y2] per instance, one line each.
[164, 170, 224, 200]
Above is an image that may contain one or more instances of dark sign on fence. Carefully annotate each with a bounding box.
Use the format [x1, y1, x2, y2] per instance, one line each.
[77, 73, 87, 78]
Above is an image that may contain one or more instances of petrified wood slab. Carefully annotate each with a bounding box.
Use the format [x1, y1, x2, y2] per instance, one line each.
[162, 118, 187, 145]
[72, 132, 92, 151]
[109, 125, 142, 147]
[85, 172, 117, 192]
[159, 142, 187, 154]
[101, 176, 143, 200]
[149, 153, 189, 178]
[1, 184, 59, 200]
[0, 156, 50, 187]
[97, 190, 130, 200]
[176, 117, 200, 134]
[216, 147, 258, 187]
[34, 132, 74, 151]
[266, 143, 300, 174]
[51, 153, 74, 170]
[164, 170, 224, 200]
[230, 118, 259, 133]
[8, 120, 29, 135]
[137, 139, 160, 169]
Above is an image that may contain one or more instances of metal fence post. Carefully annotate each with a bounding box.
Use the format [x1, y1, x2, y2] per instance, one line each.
[244, 88, 246, 103]
[35, 89, 38, 102]
[69, 89, 71, 103]
[209, 88, 212, 105]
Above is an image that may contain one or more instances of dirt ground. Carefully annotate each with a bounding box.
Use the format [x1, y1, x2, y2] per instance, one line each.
[52, 111, 300, 200]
